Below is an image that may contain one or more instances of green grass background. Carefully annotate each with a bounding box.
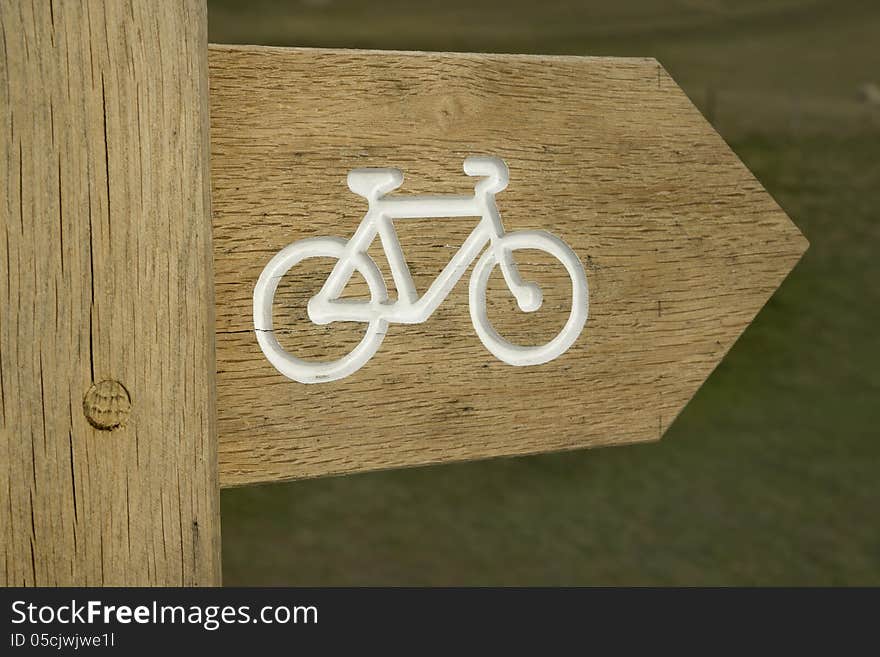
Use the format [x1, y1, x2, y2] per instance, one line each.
[211, 0, 879, 585]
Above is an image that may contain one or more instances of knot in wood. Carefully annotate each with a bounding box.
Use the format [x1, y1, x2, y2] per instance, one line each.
[83, 380, 132, 431]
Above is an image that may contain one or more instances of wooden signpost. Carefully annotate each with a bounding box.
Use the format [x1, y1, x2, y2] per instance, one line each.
[1, 2, 807, 586]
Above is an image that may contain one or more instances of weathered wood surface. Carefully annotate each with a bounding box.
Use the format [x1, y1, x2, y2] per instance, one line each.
[209, 46, 807, 488]
[0, 0, 221, 585]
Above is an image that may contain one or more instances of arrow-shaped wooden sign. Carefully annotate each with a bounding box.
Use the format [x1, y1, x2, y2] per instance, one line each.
[209, 46, 807, 487]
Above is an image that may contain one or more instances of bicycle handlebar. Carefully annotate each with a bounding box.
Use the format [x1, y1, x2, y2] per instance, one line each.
[463, 156, 509, 191]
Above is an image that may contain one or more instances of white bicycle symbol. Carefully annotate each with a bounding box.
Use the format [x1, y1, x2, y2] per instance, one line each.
[254, 156, 589, 383]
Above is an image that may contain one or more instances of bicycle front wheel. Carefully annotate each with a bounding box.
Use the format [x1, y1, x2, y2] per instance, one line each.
[468, 230, 588, 367]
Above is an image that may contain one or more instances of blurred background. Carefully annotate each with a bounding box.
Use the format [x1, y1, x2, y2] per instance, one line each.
[211, 0, 879, 585]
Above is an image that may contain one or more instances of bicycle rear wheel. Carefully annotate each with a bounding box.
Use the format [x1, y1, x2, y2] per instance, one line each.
[253, 237, 388, 383]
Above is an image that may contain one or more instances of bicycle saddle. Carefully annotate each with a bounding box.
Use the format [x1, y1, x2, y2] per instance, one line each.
[347, 168, 404, 197]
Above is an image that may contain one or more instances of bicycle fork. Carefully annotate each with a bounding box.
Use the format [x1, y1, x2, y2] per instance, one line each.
[481, 196, 543, 313]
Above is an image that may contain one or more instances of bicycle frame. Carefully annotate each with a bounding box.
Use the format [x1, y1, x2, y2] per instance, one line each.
[308, 186, 529, 325]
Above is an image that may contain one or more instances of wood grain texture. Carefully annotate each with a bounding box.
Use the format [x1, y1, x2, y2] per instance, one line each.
[1, 1, 220, 585]
[209, 46, 808, 488]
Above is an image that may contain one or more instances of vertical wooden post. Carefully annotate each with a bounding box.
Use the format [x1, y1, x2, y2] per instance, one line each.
[0, 0, 221, 585]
